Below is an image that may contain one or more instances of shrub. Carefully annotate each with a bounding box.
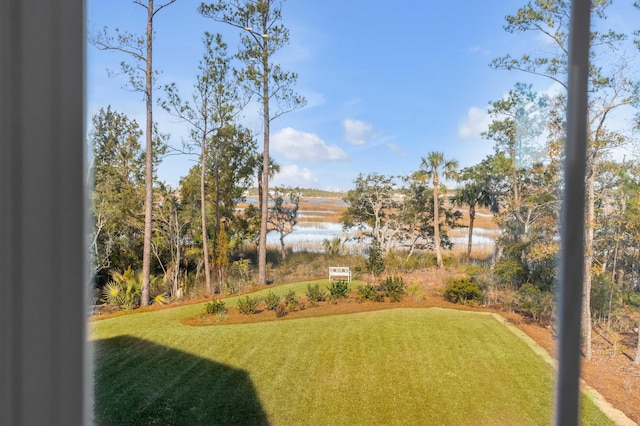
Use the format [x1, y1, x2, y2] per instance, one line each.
[380, 276, 406, 302]
[237, 295, 260, 314]
[463, 263, 490, 279]
[351, 264, 365, 278]
[328, 280, 350, 301]
[152, 293, 169, 306]
[204, 297, 227, 315]
[100, 266, 163, 311]
[407, 283, 426, 301]
[305, 284, 327, 306]
[590, 274, 621, 322]
[623, 291, 640, 309]
[357, 283, 384, 302]
[443, 277, 483, 305]
[493, 259, 528, 289]
[517, 284, 554, 322]
[384, 250, 404, 274]
[365, 238, 385, 281]
[275, 300, 288, 318]
[264, 291, 281, 311]
[284, 289, 302, 311]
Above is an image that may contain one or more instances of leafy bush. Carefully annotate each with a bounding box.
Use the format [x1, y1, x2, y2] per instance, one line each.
[264, 291, 281, 311]
[357, 283, 384, 302]
[100, 266, 164, 310]
[328, 280, 350, 301]
[407, 283, 426, 301]
[365, 238, 385, 280]
[623, 291, 640, 309]
[322, 237, 342, 256]
[517, 284, 553, 322]
[351, 264, 365, 278]
[590, 274, 621, 322]
[380, 276, 406, 302]
[152, 293, 169, 305]
[463, 263, 490, 278]
[305, 284, 327, 306]
[205, 298, 227, 315]
[237, 295, 260, 315]
[284, 289, 303, 311]
[275, 300, 288, 318]
[493, 259, 528, 289]
[443, 278, 483, 305]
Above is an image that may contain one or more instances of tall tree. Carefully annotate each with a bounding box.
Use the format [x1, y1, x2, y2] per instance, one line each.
[399, 173, 460, 257]
[89, 107, 145, 284]
[92, 0, 177, 306]
[153, 183, 189, 298]
[341, 173, 398, 252]
[484, 84, 551, 243]
[200, 0, 306, 285]
[162, 32, 244, 294]
[415, 152, 458, 268]
[492, 0, 639, 359]
[452, 158, 499, 261]
[267, 187, 300, 260]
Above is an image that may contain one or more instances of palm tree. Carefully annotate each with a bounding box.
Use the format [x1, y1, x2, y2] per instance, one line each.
[451, 182, 497, 261]
[418, 152, 458, 268]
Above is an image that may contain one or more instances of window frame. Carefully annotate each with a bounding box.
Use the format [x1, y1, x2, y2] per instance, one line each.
[1, 0, 88, 424]
[0, 0, 590, 424]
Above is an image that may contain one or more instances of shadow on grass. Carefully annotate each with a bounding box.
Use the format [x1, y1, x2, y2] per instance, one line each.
[94, 335, 269, 425]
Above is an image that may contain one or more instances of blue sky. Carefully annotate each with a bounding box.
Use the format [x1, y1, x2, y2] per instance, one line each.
[87, 1, 639, 191]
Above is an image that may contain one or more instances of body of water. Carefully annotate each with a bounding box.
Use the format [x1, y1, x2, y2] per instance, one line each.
[267, 221, 497, 254]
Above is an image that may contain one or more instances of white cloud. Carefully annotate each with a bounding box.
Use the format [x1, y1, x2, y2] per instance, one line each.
[272, 127, 347, 163]
[458, 106, 491, 140]
[343, 118, 373, 145]
[272, 165, 318, 188]
[467, 45, 489, 56]
[387, 143, 405, 156]
[542, 81, 565, 98]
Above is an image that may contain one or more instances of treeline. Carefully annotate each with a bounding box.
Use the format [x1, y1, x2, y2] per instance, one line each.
[89, 106, 259, 300]
[90, 0, 308, 305]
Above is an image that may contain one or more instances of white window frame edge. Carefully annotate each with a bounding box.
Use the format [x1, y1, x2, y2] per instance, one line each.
[1, 0, 89, 425]
[0, 0, 591, 424]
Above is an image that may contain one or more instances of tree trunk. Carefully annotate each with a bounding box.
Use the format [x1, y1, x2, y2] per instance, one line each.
[140, 0, 154, 306]
[201, 146, 212, 294]
[173, 239, 180, 298]
[433, 174, 443, 268]
[215, 149, 221, 233]
[635, 323, 640, 365]
[583, 158, 595, 360]
[467, 205, 476, 262]
[510, 144, 523, 241]
[607, 236, 619, 330]
[213, 149, 222, 294]
[280, 233, 286, 260]
[257, 36, 270, 286]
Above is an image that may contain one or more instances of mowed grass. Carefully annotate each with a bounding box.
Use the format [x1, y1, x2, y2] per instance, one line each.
[91, 282, 613, 425]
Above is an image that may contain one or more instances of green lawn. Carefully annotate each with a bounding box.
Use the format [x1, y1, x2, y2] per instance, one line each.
[91, 282, 613, 425]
